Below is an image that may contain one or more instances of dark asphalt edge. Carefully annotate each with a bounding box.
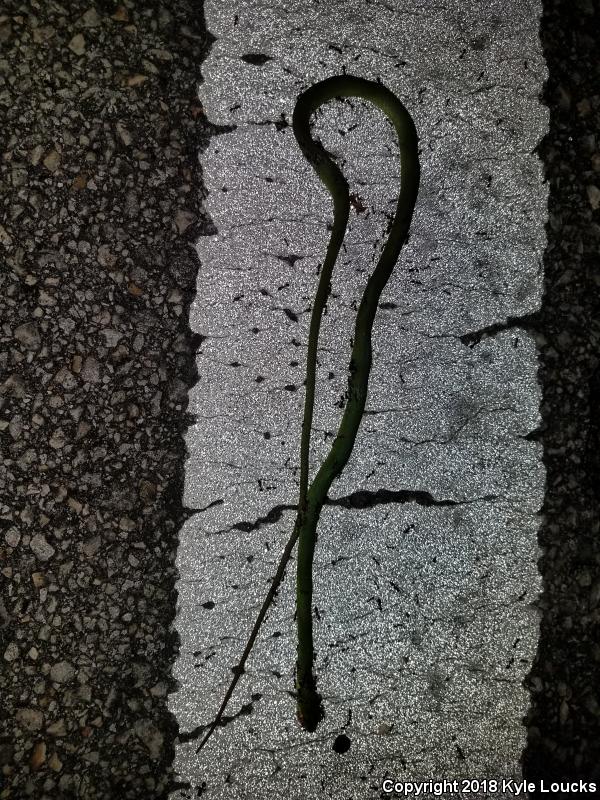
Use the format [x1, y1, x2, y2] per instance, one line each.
[522, 0, 600, 790]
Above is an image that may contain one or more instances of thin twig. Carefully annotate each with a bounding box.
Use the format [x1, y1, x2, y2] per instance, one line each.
[195, 519, 301, 752]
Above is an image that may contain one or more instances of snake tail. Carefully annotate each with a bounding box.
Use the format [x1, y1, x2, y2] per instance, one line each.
[294, 501, 325, 730]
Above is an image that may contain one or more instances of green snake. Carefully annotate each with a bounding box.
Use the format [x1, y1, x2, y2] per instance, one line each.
[196, 74, 419, 751]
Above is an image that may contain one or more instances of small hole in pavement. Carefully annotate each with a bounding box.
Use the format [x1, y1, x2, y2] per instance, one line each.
[332, 734, 351, 754]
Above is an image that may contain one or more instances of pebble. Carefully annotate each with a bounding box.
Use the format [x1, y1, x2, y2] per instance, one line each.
[68, 34, 85, 55]
[81, 356, 100, 383]
[42, 150, 61, 173]
[134, 721, 164, 759]
[8, 415, 22, 440]
[30, 741, 46, 770]
[102, 330, 123, 348]
[586, 184, 600, 210]
[4, 643, 19, 662]
[81, 7, 101, 27]
[174, 209, 197, 234]
[48, 429, 66, 449]
[31, 573, 46, 589]
[5, 528, 20, 548]
[82, 537, 101, 557]
[50, 661, 75, 684]
[0, 223, 13, 245]
[29, 534, 55, 562]
[15, 709, 44, 733]
[46, 719, 66, 737]
[48, 752, 62, 772]
[14, 323, 40, 350]
[54, 366, 77, 389]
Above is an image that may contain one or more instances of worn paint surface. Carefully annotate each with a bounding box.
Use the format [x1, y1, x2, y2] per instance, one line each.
[170, 1, 548, 797]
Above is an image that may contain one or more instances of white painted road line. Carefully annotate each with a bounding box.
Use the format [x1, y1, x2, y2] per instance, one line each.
[170, 1, 548, 796]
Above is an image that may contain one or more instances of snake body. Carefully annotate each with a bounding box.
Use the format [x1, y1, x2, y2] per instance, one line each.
[196, 74, 419, 750]
[293, 74, 420, 729]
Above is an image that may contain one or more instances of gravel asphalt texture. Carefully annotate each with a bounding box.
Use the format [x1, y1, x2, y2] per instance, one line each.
[0, 0, 599, 798]
[0, 2, 217, 797]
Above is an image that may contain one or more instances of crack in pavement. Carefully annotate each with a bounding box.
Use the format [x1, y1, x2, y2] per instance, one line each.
[177, 690, 264, 744]
[197, 488, 499, 537]
[459, 311, 540, 347]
